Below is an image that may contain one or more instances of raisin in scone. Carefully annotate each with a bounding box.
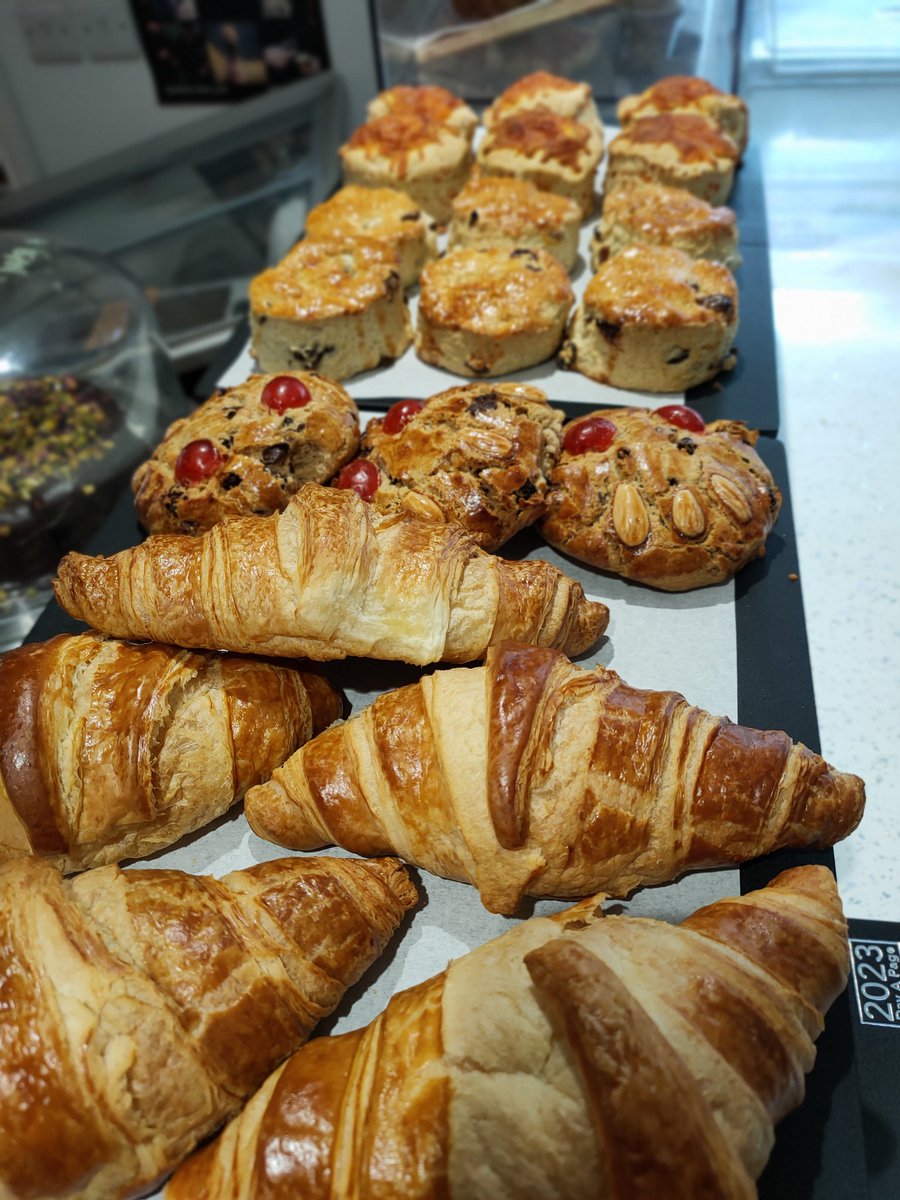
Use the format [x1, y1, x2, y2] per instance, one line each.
[540, 405, 781, 590]
[482, 69, 603, 138]
[343, 383, 564, 551]
[605, 113, 741, 206]
[559, 244, 738, 393]
[449, 172, 582, 272]
[416, 245, 574, 377]
[590, 182, 740, 271]
[367, 84, 478, 141]
[249, 237, 412, 381]
[132, 372, 360, 534]
[617, 75, 749, 155]
[305, 185, 437, 290]
[477, 106, 604, 219]
[340, 113, 473, 225]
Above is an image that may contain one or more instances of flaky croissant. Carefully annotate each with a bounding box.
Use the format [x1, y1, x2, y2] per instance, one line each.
[0, 632, 341, 872]
[53, 483, 608, 664]
[0, 853, 416, 1200]
[167, 865, 849, 1199]
[246, 642, 865, 913]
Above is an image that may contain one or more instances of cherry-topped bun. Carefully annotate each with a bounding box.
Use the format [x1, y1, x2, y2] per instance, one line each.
[132, 371, 360, 535]
[540, 407, 782, 591]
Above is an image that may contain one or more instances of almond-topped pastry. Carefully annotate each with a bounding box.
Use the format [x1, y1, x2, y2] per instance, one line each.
[249, 236, 412, 381]
[618, 74, 749, 155]
[343, 382, 564, 551]
[305, 185, 437, 290]
[340, 112, 473, 224]
[559, 244, 738, 392]
[449, 172, 582, 272]
[482, 69, 604, 137]
[605, 112, 741, 206]
[132, 372, 360, 534]
[477, 106, 604, 219]
[540, 405, 782, 590]
[590, 182, 740, 271]
[367, 83, 478, 140]
[416, 245, 574, 377]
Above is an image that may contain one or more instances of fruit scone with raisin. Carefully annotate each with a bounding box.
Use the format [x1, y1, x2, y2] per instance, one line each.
[249, 236, 412, 381]
[617, 74, 749, 155]
[540, 404, 781, 591]
[416, 245, 574, 378]
[604, 112, 741, 206]
[334, 382, 563, 551]
[482, 69, 604, 138]
[132, 372, 359, 534]
[559, 243, 738, 393]
[367, 83, 478, 141]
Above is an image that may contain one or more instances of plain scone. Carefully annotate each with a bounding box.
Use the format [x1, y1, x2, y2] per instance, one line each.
[132, 371, 360, 534]
[358, 382, 565, 550]
[605, 112, 741, 205]
[617, 73, 749, 155]
[249, 237, 412, 381]
[449, 171, 582, 272]
[304, 184, 438, 289]
[559, 244, 739, 392]
[540, 408, 782, 590]
[416, 245, 574, 377]
[590, 181, 740, 271]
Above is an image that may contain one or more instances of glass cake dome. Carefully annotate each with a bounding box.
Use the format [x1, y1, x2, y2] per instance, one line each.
[0, 230, 186, 650]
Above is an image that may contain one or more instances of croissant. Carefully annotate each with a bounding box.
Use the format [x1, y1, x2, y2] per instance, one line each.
[245, 642, 865, 914]
[0, 853, 417, 1200]
[0, 632, 341, 872]
[53, 483, 608, 664]
[166, 864, 849, 1199]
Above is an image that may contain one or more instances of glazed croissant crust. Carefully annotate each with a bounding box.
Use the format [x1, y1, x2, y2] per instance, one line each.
[0, 632, 341, 872]
[166, 865, 849, 1199]
[0, 853, 417, 1200]
[53, 484, 608, 664]
[246, 642, 865, 913]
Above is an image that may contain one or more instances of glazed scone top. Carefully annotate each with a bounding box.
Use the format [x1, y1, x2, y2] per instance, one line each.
[617, 75, 748, 150]
[480, 106, 603, 173]
[367, 84, 478, 138]
[583, 245, 738, 328]
[419, 246, 574, 335]
[306, 185, 435, 245]
[341, 113, 466, 178]
[249, 237, 402, 322]
[602, 183, 737, 244]
[483, 70, 601, 132]
[610, 112, 740, 168]
[451, 173, 581, 236]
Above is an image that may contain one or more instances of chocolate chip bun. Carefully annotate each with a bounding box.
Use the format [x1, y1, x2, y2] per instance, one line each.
[483, 70, 604, 138]
[132, 372, 360, 534]
[416, 245, 574, 378]
[540, 406, 781, 590]
[354, 382, 564, 550]
[605, 113, 741, 206]
[367, 84, 478, 141]
[559, 244, 738, 393]
[617, 75, 748, 155]
[249, 237, 412, 381]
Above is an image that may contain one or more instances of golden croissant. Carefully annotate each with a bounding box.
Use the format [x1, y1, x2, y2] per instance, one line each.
[167, 864, 849, 1199]
[246, 642, 865, 913]
[0, 853, 417, 1200]
[0, 632, 341, 872]
[53, 483, 608, 664]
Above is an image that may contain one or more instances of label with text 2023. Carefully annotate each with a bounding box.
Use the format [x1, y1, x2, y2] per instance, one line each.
[850, 939, 900, 1028]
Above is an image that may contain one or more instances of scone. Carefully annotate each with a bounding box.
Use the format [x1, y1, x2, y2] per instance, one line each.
[590, 182, 740, 271]
[132, 372, 360, 534]
[344, 382, 564, 550]
[482, 69, 603, 137]
[559, 244, 738, 393]
[540, 405, 781, 590]
[604, 113, 741, 205]
[448, 172, 582, 272]
[477, 106, 604, 219]
[249, 237, 412, 381]
[305, 185, 438, 290]
[617, 75, 749, 155]
[416, 245, 574, 377]
[367, 84, 478, 140]
[340, 113, 473, 225]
